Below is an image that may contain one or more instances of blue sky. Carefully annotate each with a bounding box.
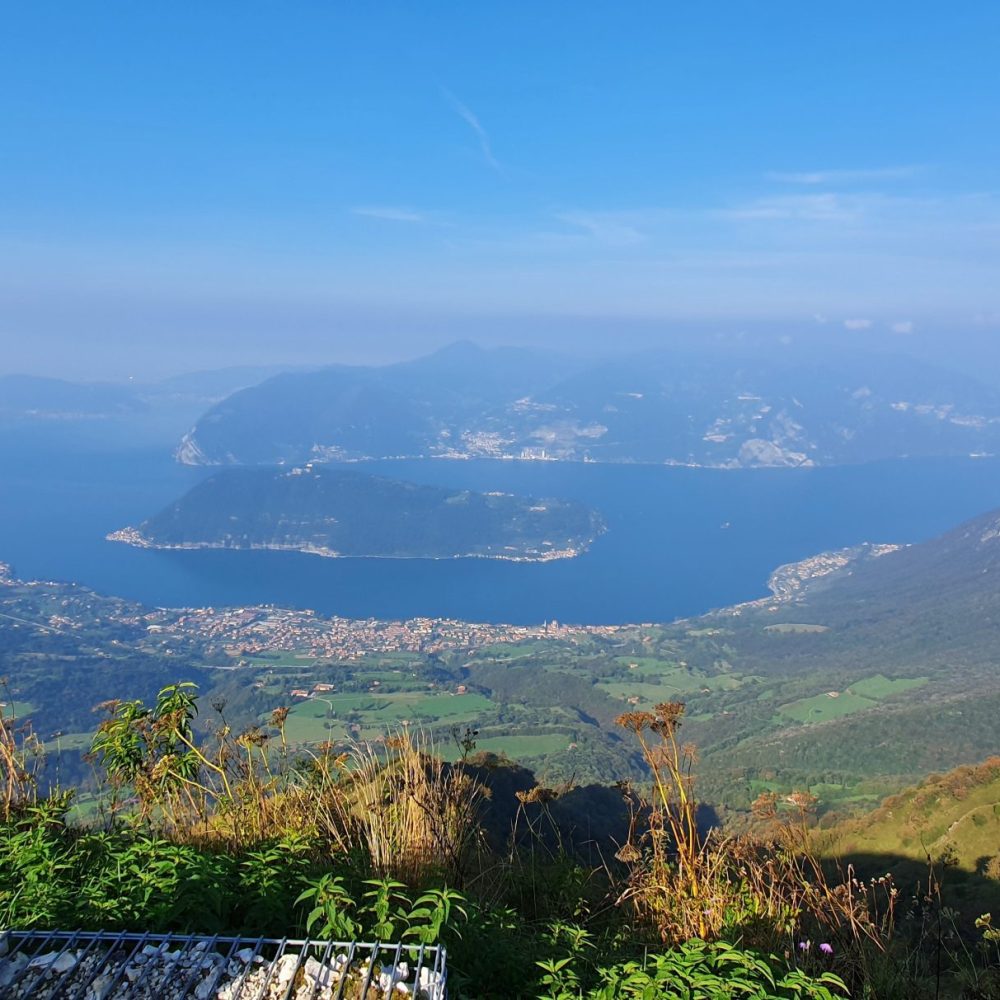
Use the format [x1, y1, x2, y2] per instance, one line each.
[1, 2, 999, 377]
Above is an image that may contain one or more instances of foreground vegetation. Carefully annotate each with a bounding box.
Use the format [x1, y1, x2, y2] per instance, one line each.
[2, 687, 1000, 998]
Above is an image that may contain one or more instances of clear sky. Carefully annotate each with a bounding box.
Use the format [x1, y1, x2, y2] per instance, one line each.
[2, 2, 999, 377]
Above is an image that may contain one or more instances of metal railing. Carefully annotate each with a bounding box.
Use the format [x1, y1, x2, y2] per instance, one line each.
[0, 930, 446, 999]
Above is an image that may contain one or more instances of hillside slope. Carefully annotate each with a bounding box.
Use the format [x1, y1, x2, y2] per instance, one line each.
[827, 757, 1000, 876]
[687, 508, 1000, 810]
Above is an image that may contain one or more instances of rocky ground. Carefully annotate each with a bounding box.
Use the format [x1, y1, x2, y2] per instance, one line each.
[0, 936, 446, 999]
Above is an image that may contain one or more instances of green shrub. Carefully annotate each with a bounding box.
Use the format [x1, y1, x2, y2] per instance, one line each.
[541, 940, 847, 1000]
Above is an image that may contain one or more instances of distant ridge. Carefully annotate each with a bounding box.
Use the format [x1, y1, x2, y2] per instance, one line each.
[175, 342, 1000, 468]
[0, 366, 310, 424]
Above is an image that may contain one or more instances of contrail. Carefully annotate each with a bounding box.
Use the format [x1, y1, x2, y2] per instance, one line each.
[442, 87, 502, 172]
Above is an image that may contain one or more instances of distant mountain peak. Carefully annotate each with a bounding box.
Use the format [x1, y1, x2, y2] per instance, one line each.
[429, 339, 483, 358]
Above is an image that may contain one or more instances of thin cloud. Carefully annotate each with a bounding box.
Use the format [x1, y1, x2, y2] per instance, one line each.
[890, 319, 915, 334]
[442, 88, 502, 172]
[555, 211, 645, 246]
[766, 166, 923, 185]
[721, 193, 862, 222]
[352, 206, 427, 223]
[843, 318, 873, 330]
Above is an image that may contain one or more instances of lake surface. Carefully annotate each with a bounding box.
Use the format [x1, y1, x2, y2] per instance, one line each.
[2, 422, 1000, 624]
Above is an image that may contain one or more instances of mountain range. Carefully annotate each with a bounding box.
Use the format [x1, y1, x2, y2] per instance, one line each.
[175, 342, 1000, 468]
[0, 366, 307, 425]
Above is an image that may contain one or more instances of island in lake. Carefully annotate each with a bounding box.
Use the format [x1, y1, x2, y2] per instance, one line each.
[108, 466, 605, 561]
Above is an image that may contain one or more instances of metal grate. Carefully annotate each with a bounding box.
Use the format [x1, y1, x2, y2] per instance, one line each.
[0, 930, 446, 1000]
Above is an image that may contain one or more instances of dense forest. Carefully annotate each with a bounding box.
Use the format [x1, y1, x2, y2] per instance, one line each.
[114, 466, 603, 561]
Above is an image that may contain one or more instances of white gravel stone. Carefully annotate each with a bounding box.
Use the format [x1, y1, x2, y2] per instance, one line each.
[87, 971, 114, 999]
[0, 953, 28, 987]
[418, 965, 446, 1000]
[274, 952, 300, 984]
[1, 938, 446, 999]
[302, 956, 340, 990]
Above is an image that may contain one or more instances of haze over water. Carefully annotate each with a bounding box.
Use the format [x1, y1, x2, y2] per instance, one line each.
[2, 427, 999, 625]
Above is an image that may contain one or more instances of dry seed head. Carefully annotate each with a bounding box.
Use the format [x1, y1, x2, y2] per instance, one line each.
[151, 754, 175, 782]
[786, 791, 818, 812]
[616, 711, 656, 734]
[654, 701, 685, 727]
[152, 710, 186, 735]
[615, 843, 642, 863]
[516, 785, 558, 805]
[751, 791, 778, 820]
[236, 726, 269, 748]
[524, 785, 558, 804]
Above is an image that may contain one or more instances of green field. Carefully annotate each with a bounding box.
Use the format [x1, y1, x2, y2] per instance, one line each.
[849, 674, 927, 698]
[763, 623, 830, 634]
[474, 733, 572, 758]
[778, 690, 877, 723]
[600, 671, 741, 703]
[612, 655, 682, 675]
[362, 652, 426, 666]
[248, 653, 330, 667]
[44, 731, 94, 752]
[281, 691, 494, 744]
[438, 732, 575, 763]
[779, 674, 929, 725]
[471, 641, 556, 660]
[0, 700, 34, 719]
[279, 708, 349, 743]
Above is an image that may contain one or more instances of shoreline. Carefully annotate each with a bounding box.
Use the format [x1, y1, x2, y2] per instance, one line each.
[176, 445, 820, 471]
[105, 527, 588, 563]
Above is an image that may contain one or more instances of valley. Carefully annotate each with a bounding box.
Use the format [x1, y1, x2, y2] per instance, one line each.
[6, 499, 1000, 821]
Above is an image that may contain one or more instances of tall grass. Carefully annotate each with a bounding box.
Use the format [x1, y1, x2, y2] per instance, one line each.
[612, 701, 893, 956]
[319, 732, 487, 885]
[0, 682, 46, 820]
[89, 685, 486, 885]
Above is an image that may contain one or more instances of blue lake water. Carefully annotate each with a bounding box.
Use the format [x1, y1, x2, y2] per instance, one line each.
[1, 423, 999, 624]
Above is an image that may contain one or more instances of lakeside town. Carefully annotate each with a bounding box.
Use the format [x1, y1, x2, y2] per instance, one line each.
[2, 540, 878, 668]
[0, 561, 628, 663]
[137, 603, 627, 661]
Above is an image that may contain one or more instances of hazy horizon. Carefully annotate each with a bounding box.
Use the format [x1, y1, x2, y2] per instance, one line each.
[5, 324, 1000, 390]
[2, 3, 999, 379]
